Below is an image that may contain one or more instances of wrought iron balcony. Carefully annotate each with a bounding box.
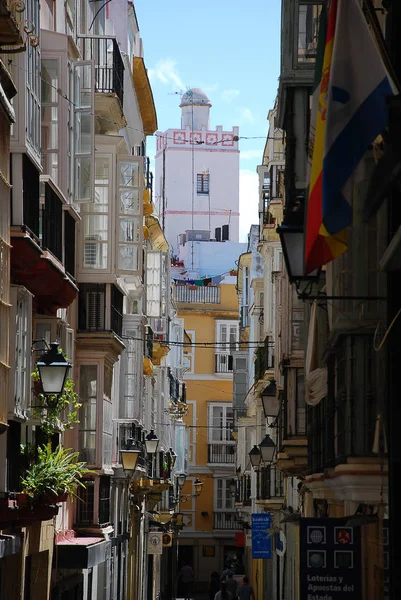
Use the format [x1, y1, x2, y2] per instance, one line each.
[207, 444, 235, 464]
[79, 35, 124, 108]
[214, 512, 241, 530]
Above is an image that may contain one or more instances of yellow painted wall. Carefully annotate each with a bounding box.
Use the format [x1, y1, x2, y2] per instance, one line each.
[178, 282, 237, 537]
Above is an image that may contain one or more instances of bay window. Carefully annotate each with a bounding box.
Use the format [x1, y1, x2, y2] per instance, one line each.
[41, 59, 59, 184]
[79, 364, 98, 465]
[82, 157, 109, 269]
[118, 159, 142, 273]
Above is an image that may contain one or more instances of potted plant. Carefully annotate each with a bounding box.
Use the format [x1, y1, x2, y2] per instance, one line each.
[21, 445, 95, 504]
[31, 364, 82, 439]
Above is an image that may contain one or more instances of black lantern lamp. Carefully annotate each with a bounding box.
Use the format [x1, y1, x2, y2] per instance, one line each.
[36, 341, 71, 396]
[259, 434, 276, 463]
[194, 478, 204, 496]
[228, 478, 237, 497]
[261, 380, 279, 418]
[145, 430, 159, 454]
[249, 445, 262, 469]
[277, 198, 320, 284]
[121, 438, 141, 476]
[176, 473, 186, 488]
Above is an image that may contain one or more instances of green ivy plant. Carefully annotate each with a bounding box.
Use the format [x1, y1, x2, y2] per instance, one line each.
[31, 363, 82, 439]
[21, 445, 95, 502]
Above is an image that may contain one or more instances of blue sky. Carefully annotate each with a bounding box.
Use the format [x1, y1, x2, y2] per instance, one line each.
[135, 0, 281, 241]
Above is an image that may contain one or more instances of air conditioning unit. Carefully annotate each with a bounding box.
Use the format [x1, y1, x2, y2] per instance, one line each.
[222, 224, 229, 241]
[185, 229, 210, 242]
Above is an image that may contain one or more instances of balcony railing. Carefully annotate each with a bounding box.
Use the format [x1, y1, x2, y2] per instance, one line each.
[207, 444, 235, 464]
[80, 36, 124, 108]
[215, 353, 234, 373]
[174, 285, 220, 304]
[214, 512, 241, 530]
[236, 474, 251, 506]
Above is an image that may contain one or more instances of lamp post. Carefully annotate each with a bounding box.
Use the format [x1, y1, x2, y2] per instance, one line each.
[228, 478, 237, 498]
[277, 198, 320, 284]
[36, 341, 71, 396]
[176, 473, 186, 488]
[249, 445, 262, 469]
[120, 438, 141, 478]
[259, 434, 276, 464]
[261, 380, 279, 418]
[194, 478, 203, 497]
[145, 431, 160, 454]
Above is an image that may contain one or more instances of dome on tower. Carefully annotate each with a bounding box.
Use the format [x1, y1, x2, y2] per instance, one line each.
[180, 88, 212, 107]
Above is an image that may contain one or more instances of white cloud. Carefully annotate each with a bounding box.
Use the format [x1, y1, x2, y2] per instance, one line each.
[240, 107, 255, 123]
[239, 169, 259, 242]
[221, 88, 240, 102]
[148, 58, 185, 90]
[240, 149, 263, 161]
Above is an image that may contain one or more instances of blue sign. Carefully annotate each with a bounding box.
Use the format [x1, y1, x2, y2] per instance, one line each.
[251, 513, 272, 559]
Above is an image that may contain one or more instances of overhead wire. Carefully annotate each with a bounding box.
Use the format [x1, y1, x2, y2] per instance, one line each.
[7, 58, 276, 146]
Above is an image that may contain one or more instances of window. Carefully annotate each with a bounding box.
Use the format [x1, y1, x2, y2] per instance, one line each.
[12, 287, 32, 417]
[25, 0, 41, 156]
[82, 157, 109, 269]
[216, 478, 234, 510]
[79, 365, 98, 464]
[118, 158, 142, 273]
[197, 173, 209, 195]
[41, 59, 59, 184]
[76, 480, 95, 524]
[208, 404, 234, 443]
[298, 2, 323, 64]
[72, 61, 94, 202]
[183, 330, 195, 374]
[215, 321, 239, 373]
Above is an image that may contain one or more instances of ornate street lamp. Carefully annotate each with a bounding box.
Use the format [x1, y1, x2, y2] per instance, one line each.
[249, 445, 262, 469]
[36, 341, 71, 396]
[261, 380, 279, 418]
[176, 473, 186, 488]
[121, 438, 141, 476]
[228, 478, 237, 498]
[277, 199, 320, 284]
[145, 430, 160, 454]
[259, 434, 276, 464]
[194, 478, 203, 496]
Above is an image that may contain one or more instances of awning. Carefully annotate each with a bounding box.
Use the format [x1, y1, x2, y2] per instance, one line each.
[56, 538, 110, 569]
[133, 57, 158, 135]
[145, 215, 169, 251]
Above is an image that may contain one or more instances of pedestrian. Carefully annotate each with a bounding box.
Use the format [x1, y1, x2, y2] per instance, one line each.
[214, 581, 233, 600]
[224, 572, 237, 598]
[236, 577, 255, 600]
[209, 571, 221, 600]
[178, 563, 195, 600]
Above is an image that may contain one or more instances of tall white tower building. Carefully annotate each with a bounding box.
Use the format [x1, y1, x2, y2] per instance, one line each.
[155, 88, 240, 257]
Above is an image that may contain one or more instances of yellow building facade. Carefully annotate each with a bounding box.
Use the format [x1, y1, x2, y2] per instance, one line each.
[174, 280, 245, 590]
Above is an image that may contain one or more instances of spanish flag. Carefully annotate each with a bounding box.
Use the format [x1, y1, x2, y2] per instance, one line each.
[305, 0, 397, 274]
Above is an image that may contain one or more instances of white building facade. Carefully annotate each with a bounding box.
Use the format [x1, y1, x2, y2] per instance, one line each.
[155, 88, 240, 257]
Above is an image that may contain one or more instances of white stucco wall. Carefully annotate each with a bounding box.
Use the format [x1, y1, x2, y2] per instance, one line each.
[155, 122, 240, 254]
